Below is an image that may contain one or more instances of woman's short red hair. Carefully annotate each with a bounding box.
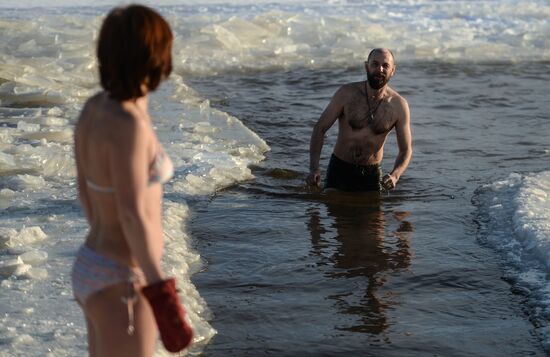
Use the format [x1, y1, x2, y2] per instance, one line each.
[97, 5, 173, 101]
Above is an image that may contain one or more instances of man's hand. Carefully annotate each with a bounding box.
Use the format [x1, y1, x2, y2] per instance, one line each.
[381, 173, 397, 190]
[306, 169, 322, 188]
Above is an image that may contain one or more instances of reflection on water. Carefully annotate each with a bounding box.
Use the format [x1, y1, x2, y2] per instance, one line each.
[307, 192, 414, 334]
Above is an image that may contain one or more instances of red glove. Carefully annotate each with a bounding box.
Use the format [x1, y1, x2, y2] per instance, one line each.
[141, 278, 193, 352]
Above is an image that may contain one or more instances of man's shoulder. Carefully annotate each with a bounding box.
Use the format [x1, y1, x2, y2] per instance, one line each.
[340, 81, 364, 91]
[386, 87, 410, 121]
[335, 81, 363, 97]
[388, 87, 408, 107]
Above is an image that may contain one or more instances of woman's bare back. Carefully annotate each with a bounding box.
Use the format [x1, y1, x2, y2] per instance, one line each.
[74, 93, 162, 266]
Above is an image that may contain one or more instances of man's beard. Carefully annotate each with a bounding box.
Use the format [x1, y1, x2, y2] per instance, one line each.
[367, 71, 390, 89]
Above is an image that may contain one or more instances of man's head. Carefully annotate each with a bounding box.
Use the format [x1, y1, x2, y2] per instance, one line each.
[364, 48, 395, 90]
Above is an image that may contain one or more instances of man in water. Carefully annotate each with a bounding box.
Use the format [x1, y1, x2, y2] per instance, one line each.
[306, 48, 412, 192]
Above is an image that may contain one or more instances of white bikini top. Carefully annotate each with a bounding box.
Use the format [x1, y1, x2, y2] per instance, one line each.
[86, 147, 174, 194]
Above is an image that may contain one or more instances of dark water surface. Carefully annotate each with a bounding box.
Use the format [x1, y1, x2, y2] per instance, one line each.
[187, 62, 550, 356]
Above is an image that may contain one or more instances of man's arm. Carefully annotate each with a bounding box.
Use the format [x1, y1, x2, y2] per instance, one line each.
[381, 97, 412, 190]
[307, 87, 345, 187]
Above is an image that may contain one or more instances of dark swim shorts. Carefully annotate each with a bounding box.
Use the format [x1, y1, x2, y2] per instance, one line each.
[324, 154, 381, 192]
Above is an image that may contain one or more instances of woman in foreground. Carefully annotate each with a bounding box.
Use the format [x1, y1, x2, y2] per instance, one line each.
[71, 5, 193, 355]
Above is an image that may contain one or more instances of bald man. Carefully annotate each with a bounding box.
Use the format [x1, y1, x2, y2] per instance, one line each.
[307, 48, 412, 192]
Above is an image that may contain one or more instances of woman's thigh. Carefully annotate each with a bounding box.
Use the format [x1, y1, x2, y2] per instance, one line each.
[84, 283, 158, 357]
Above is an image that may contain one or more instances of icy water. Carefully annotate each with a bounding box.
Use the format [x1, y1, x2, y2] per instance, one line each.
[188, 62, 550, 356]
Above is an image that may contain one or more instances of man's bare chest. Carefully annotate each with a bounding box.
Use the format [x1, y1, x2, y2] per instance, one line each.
[344, 99, 395, 135]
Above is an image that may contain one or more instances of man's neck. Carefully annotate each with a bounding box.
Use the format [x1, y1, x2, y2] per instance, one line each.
[366, 82, 388, 100]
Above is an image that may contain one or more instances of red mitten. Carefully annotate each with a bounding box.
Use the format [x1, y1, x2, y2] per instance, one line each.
[141, 278, 193, 352]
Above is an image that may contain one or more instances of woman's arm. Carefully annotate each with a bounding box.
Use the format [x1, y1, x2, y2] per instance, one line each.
[109, 106, 164, 284]
[74, 107, 94, 223]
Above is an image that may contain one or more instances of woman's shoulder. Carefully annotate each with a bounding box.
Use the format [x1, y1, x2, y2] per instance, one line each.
[109, 100, 153, 147]
[82, 91, 105, 111]
[77, 93, 151, 143]
[78, 92, 110, 124]
[83, 93, 146, 124]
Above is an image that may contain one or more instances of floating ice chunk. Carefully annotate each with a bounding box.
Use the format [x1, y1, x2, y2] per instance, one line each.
[193, 122, 219, 134]
[0, 188, 16, 196]
[0, 227, 17, 238]
[14, 334, 35, 345]
[9, 227, 48, 247]
[199, 99, 211, 120]
[0, 131, 14, 148]
[1, 88, 65, 106]
[14, 263, 32, 277]
[212, 24, 242, 49]
[17, 121, 40, 133]
[26, 268, 48, 280]
[219, 17, 271, 46]
[37, 117, 69, 126]
[230, 145, 265, 160]
[19, 250, 48, 265]
[21, 128, 73, 143]
[529, 188, 547, 200]
[0, 228, 17, 249]
[185, 174, 204, 186]
[0, 257, 23, 278]
[0, 152, 16, 169]
[7, 174, 47, 191]
[46, 107, 63, 116]
[17, 39, 37, 53]
[164, 201, 190, 222]
[274, 44, 298, 55]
